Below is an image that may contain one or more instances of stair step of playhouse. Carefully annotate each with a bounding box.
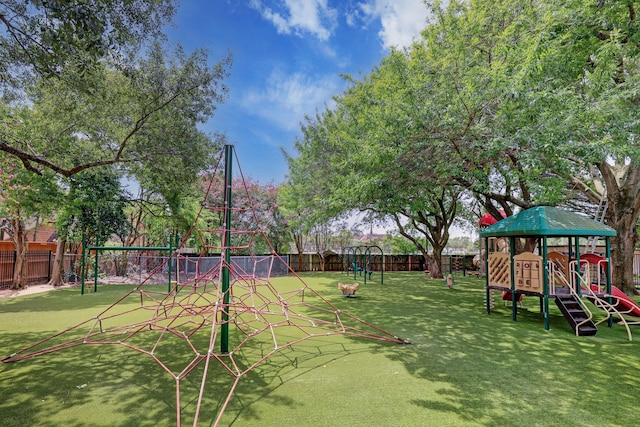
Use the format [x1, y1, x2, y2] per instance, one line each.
[577, 325, 598, 336]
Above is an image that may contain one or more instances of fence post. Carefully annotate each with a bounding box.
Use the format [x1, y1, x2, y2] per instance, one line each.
[47, 250, 52, 282]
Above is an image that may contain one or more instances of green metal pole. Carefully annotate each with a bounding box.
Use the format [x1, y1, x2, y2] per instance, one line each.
[174, 234, 179, 284]
[462, 255, 467, 276]
[380, 246, 384, 285]
[81, 233, 86, 295]
[93, 242, 99, 293]
[575, 237, 581, 296]
[353, 247, 361, 281]
[485, 237, 490, 315]
[364, 247, 370, 285]
[167, 233, 173, 293]
[543, 237, 550, 331]
[606, 237, 613, 328]
[345, 247, 351, 276]
[221, 144, 233, 354]
[509, 237, 517, 322]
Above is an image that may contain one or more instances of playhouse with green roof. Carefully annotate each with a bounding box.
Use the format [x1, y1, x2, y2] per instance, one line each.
[479, 206, 640, 338]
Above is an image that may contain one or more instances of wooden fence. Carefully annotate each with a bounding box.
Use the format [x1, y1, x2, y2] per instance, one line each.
[3, 250, 640, 289]
[287, 253, 476, 273]
[0, 250, 54, 289]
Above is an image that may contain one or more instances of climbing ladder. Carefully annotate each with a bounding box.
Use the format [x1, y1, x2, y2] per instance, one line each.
[586, 192, 608, 253]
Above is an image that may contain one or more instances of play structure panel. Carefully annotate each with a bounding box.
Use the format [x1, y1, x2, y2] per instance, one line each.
[488, 252, 510, 288]
[514, 252, 542, 292]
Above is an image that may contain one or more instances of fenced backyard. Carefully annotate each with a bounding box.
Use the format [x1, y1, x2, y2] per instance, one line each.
[3, 272, 640, 426]
[3, 249, 640, 290]
[0, 251, 53, 288]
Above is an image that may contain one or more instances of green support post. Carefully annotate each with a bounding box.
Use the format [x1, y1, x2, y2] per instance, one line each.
[353, 246, 362, 281]
[364, 247, 370, 285]
[575, 237, 581, 296]
[93, 242, 99, 293]
[81, 239, 174, 294]
[606, 238, 613, 328]
[81, 233, 86, 295]
[543, 237, 550, 331]
[485, 237, 490, 315]
[221, 144, 233, 354]
[167, 233, 174, 293]
[509, 237, 517, 322]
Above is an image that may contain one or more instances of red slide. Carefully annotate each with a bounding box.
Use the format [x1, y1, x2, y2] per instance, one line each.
[609, 285, 640, 317]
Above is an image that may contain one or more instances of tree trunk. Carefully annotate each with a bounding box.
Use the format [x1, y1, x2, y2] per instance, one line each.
[572, 162, 640, 295]
[293, 232, 305, 271]
[609, 215, 638, 295]
[11, 218, 28, 290]
[48, 237, 66, 287]
[426, 253, 443, 279]
[599, 163, 640, 295]
[427, 246, 444, 279]
[318, 253, 326, 272]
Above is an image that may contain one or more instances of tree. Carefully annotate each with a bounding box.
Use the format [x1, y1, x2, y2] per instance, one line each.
[509, 0, 640, 294]
[408, 0, 558, 258]
[417, 0, 640, 292]
[1, 7, 231, 287]
[278, 181, 313, 271]
[199, 174, 289, 255]
[50, 169, 129, 286]
[0, 0, 175, 98]
[0, 161, 61, 289]
[287, 48, 465, 278]
[381, 233, 421, 255]
[2, 42, 230, 179]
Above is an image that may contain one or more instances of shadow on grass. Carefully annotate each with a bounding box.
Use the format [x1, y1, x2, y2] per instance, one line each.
[3, 272, 640, 426]
[0, 285, 158, 313]
[0, 329, 372, 426]
[329, 272, 640, 427]
[0, 279, 378, 426]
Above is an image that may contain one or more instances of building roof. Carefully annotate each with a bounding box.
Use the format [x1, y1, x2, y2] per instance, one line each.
[479, 206, 616, 238]
[1, 222, 57, 242]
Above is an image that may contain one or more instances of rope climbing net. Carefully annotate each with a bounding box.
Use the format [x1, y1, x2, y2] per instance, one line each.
[1, 146, 409, 426]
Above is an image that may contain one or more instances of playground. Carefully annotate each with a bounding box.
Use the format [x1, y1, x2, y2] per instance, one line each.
[481, 206, 640, 340]
[2, 271, 640, 427]
[2, 147, 640, 427]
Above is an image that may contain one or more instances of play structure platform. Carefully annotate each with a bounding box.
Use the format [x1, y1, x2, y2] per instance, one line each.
[481, 206, 640, 340]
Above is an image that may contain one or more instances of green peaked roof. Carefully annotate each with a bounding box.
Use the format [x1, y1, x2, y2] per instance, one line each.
[480, 206, 616, 237]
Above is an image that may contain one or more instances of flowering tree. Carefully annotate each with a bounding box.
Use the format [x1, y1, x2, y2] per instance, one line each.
[200, 174, 289, 255]
[0, 162, 61, 288]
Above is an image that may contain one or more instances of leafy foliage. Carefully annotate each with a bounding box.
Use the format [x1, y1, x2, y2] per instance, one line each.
[57, 170, 129, 246]
[0, 0, 175, 98]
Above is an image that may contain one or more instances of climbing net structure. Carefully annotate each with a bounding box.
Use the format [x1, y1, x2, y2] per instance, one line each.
[1, 145, 409, 426]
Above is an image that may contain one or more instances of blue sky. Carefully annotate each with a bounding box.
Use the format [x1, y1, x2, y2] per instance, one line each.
[163, 0, 430, 184]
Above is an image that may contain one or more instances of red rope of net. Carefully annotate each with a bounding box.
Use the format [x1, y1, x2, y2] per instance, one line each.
[1, 146, 410, 426]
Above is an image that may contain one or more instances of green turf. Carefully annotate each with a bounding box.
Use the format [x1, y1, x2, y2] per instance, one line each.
[1, 273, 639, 426]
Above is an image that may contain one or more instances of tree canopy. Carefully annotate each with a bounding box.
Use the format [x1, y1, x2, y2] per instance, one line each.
[0, 0, 175, 97]
[0, 0, 232, 288]
[286, 0, 640, 290]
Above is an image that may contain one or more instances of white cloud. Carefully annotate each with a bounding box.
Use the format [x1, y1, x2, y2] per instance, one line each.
[358, 0, 429, 49]
[240, 69, 341, 131]
[250, 0, 338, 41]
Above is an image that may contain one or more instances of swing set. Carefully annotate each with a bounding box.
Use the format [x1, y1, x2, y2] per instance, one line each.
[80, 233, 179, 294]
[344, 245, 384, 284]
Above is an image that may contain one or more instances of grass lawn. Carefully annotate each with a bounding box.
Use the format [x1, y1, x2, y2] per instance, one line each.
[1, 272, 640, 426]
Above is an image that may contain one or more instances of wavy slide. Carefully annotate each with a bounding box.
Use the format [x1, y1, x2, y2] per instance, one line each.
[590, 284, 640, 317]
[610, 285, 640, 317]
